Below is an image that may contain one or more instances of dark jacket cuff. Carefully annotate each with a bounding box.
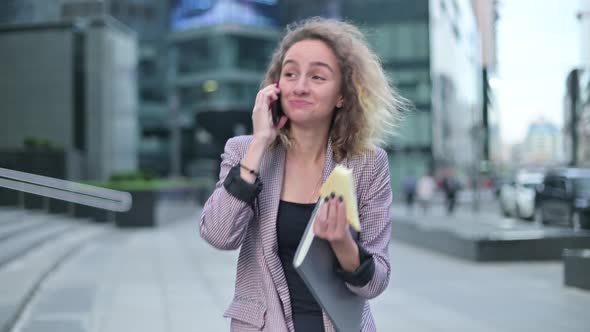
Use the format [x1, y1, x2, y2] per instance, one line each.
[334, 241, 375, 287]
[223, 164, 263, 204]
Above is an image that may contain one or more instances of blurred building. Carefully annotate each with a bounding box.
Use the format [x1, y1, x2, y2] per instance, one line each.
[564, 68, 582, 166]
[0, 0, 173, 176]
[0, 17, 138, 180]
[61, 0, 172, 176]
[106, 0, 172, 176]
[341, 0, 483, 191]
[578, 0, 590, 167]
[167, 0, 281, 177]
[577, 70, 590, 166]
[0, 0, 68, 24]
[580, 0, 590, 67]
[1, 0, 488, 189]
[279, 0, 340, 24]
[564, 0, 590, 167]
[472, 0, 500, 167]
[567, 68, 590, 167]
[523, 119, 561, 165]
[509, 143, 524, 166]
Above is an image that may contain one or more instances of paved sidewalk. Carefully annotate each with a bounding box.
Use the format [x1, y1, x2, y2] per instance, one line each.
[13, 213, 237, 332]
[11, 209, 590, 332]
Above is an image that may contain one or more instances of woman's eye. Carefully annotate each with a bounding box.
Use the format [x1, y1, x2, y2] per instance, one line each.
[312, 75, 325, 81]
[284, 72, 296, 78]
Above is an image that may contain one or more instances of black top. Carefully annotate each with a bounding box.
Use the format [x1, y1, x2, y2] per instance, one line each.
[276, 200, 325, 332]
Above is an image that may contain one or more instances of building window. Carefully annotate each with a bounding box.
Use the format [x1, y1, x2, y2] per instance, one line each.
[369, 22, 429, 62]
[128, 3, 138, 17]
[144, 6, 154, 20]
[111, 1, 120, 15]
[177, 39, 213, 74]
[451, 0, 461, 18]
[390, 69, 431, 106]
[227, 35, 275, 71]
[440, 0, 447, 13]
[452, 23, 461, 41]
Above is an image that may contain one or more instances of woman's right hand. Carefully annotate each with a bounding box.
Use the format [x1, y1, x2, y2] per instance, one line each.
[252, 83, 288, 145]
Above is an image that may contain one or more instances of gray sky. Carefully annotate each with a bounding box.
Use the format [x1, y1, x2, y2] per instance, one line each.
[495, 0, 581, 144]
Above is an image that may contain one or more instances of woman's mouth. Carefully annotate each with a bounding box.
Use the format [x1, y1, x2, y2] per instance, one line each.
[288, 100, 313, 107]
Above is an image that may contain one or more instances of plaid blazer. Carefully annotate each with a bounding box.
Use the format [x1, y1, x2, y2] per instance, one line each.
[200, 135, 392, 331]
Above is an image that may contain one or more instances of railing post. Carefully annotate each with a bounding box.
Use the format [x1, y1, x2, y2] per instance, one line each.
[43, 196, 50, 212]
[18, 191, 25, 210]
[68, 202, 75, 217]
[108, 210, 115, 223]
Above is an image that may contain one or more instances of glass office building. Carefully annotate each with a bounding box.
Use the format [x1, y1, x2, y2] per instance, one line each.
[167, 0, 280, 176]
[579, 70, 590, 166]
[0, 0, 484, 186]
[566, 69, 590, 167]
[341, 0, 482, 192]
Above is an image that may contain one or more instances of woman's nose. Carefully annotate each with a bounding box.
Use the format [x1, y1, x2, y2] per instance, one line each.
[293, 77, 310, 95]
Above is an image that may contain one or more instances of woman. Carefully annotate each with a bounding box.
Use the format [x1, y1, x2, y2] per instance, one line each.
[200, 17, 404, 331]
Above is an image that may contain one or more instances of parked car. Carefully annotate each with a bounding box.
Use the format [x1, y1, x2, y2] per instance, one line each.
[535, 168, 590, 230]
[499, 170, 544, 219]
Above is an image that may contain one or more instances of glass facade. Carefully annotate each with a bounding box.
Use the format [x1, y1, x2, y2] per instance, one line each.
[342, 0, 433, 193]
[430, 0, 482, 181]
[169, 25, 279, 173]
[577, 69, 590, 166]
[170, 0, 279, 31]
[172, 28, 277, 112]
[342, 0, 482, 194]
[368, 22, 430, 63]
[105, 0, 172, 175]
[175, 33, 275, 75]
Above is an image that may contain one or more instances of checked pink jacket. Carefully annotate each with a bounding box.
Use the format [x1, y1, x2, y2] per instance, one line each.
[200, 135, 393, 331]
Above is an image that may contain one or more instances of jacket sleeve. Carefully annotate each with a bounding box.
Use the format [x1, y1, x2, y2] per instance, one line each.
[199, 137, 257, 250]
[334, 240, 375, 287]
[344, 149, 392, 299]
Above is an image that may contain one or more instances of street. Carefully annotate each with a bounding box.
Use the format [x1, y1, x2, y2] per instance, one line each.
[9, 202, 590, 332]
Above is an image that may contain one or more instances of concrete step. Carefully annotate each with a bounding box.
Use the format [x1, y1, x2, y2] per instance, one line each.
[391, 208, 590, 261]
[0, 218, 48, 242]
[0, 208, 25, 225]
[564, 249, 590, 291]
[0, 218, 74, 269]
[0, 219, 110, 332]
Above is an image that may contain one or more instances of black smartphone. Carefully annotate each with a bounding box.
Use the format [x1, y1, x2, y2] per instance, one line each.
[271, 83, 283, 126]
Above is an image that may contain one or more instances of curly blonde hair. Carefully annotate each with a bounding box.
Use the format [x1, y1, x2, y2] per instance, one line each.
[263, 17, 407, 162]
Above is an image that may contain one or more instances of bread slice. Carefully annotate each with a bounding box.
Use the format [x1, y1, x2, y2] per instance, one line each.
[318, 165, 361, 231]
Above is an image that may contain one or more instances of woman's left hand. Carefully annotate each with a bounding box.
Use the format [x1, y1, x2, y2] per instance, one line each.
[313, 193, 361, 272]
[313, 193, 354, 245]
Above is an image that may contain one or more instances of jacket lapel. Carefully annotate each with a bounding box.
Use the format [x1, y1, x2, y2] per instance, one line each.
[258, 138, 338, 330]
[258, 143, 292, 325]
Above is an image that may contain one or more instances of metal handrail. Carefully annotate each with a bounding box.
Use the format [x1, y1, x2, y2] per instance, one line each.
[0, 167, 132, 212]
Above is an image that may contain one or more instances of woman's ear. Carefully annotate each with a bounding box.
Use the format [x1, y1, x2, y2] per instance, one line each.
[336, 96, 344, 109]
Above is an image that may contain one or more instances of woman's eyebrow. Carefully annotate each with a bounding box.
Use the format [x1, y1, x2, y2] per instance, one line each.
[282, 59, 334, 73]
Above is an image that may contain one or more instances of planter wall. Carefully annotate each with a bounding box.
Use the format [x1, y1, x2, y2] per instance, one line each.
[115, 187, 199, 227]
[1, 185, 205, 228]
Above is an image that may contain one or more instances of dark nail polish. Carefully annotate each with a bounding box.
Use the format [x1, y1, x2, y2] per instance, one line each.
[338, 195, 343, 202]
[330, 192, 335, 198]
[324, 196, 329, 202]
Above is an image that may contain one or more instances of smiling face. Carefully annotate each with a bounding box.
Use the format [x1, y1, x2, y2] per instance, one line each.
[279, 39, 344, 128]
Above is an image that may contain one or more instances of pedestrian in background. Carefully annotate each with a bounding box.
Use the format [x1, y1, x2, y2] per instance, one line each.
[402, 172, 417, 214]
[199, 18, 405, 332]
[442, 169, 460, 215]
[416, 172, 436, 214]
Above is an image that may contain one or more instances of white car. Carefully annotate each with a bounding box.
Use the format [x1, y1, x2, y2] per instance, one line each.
[499, 171, 544, 219]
